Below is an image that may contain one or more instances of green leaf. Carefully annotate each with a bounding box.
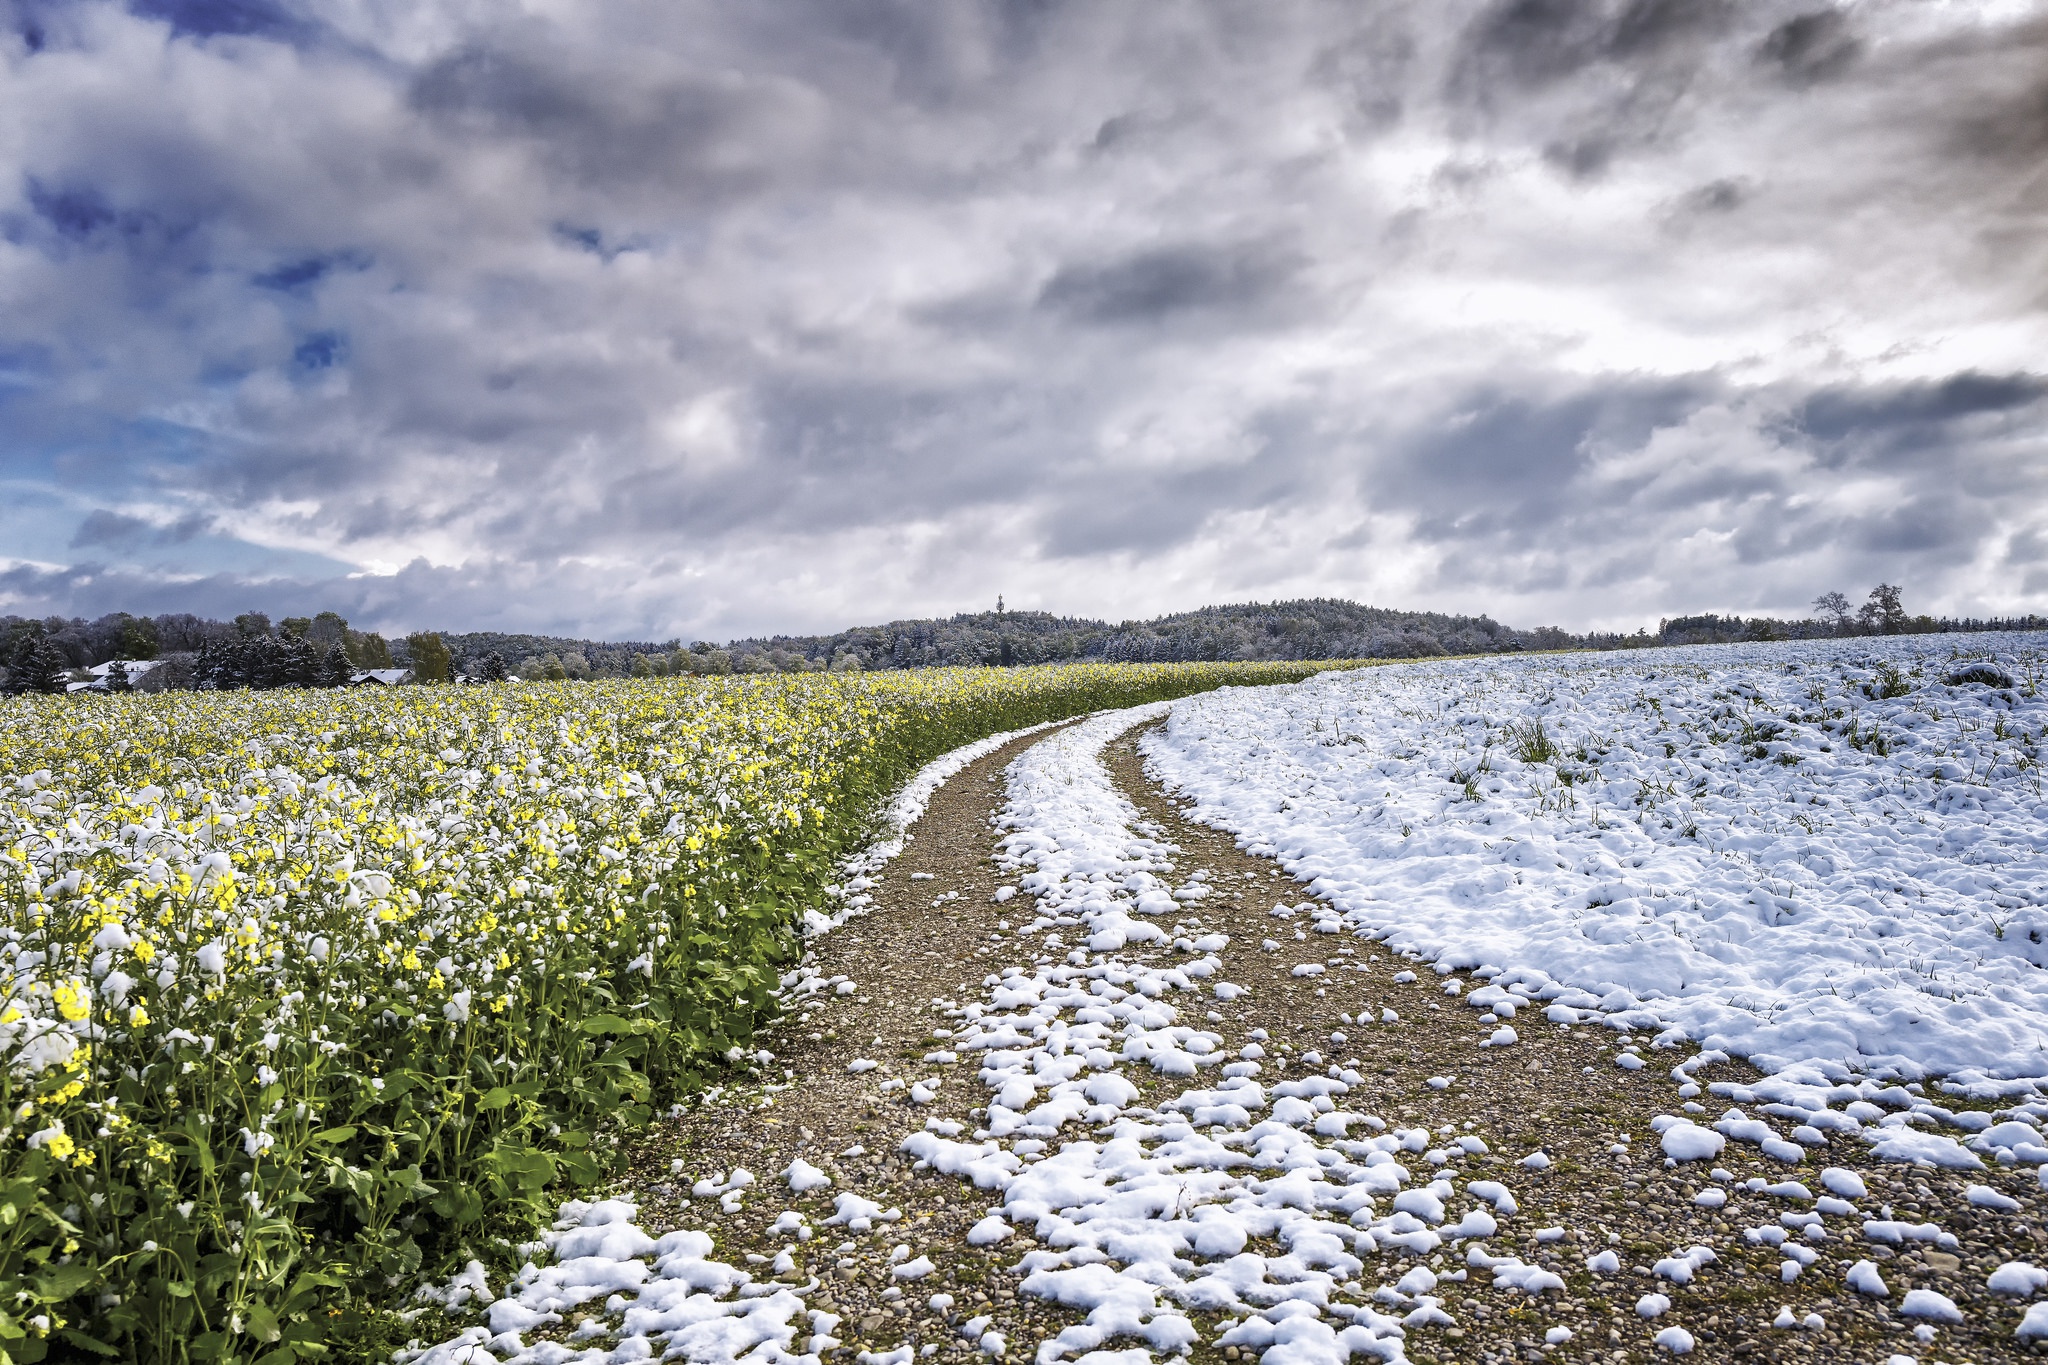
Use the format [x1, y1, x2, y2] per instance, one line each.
[31, 1263, 98, 1298]
[578, 1013, 635, 1035]
[310, 1126, 357, 1144]
[557, 1149, 602, 1186]
[283, 1270, 345, 1305]
[54, 1329, 118, 1358]
[476, 1087, 513, 1111]
[243, 1303, 283, 1343]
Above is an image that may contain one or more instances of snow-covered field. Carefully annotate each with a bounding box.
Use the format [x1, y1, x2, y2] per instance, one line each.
[1148, 634, 2048, 1094]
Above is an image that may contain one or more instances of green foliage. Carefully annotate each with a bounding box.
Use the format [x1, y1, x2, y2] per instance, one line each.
[0, 661, 1363, 1361]
[1508, 719, 1559, 765]
[405, 633, 453, 685]
[1865, 662, 1912, 699]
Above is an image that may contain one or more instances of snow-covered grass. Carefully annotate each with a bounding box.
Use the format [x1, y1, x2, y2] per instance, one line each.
[1145, 633, 2048, 1092]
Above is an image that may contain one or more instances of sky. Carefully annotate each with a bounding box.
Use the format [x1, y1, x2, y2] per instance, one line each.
[2, 0, 2045, 641]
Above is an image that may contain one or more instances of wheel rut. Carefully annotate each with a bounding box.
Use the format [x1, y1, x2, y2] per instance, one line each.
[605, 717, 2040, 1365]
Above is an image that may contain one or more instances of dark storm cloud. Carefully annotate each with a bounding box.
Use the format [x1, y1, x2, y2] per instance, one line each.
[1036, 241, 1306, 326]
[1, 0, 2045, 637]
[1385, 381, 1713, 543]
[68, 509, 212, 549]
[1757, 10, 1861, 86]
[1449, 0, 1732, 104]
[1788, 372, 2048, 459]
[1365, 368, 2048, 613]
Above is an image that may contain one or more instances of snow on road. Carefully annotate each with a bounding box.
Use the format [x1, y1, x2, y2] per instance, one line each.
[409, 640, 2048, 1364]
[903, 703, 1565, 1365]
[1145, 635, 2048, 1093]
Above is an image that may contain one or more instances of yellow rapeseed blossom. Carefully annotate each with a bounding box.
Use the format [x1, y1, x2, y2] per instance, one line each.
[0, 660, 1362, 1352]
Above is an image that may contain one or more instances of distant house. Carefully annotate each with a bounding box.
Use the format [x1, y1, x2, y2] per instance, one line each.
[66, 659, 163, 693]
[349, 668, 414, 686]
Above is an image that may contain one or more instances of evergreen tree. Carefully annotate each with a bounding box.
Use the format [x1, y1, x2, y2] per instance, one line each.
[6, 635, 62, 695]
[245, 635, 282, 689]
[280, 635, 318, 687]
[195, 639, 246, 690]
[319, 643, 354, 687]
[474, 652, 507, 683]
[104, 661, 130, 693]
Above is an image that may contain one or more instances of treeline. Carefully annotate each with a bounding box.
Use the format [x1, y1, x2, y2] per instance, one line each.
[1603, 585, 2046, 651]
[721, 598, 1576, 672]
[4, 588, 2042, 694]
[0, 611, 505, 695]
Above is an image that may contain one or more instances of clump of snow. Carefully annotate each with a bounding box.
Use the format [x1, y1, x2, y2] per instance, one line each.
[408, 1200, 820, 1365]
[1966, 1182, 2021, 1211]
[1819, 1167, 1867, 1199]
[1658, 1121, 1724, 1162]
[784, 1158, 832, 1193]
[1899, 1289, 1964, 1322]
[1990, 1261, 2048, 1296]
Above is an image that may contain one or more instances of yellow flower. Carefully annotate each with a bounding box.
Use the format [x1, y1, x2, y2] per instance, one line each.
[43, 1132, 75, 1161]
[129, 1003, 150, 1028]
[401, 949, 421, 971]
[52, 980, 89, 1023]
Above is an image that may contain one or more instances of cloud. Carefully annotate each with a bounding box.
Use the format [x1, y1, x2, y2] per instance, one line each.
[1036, 239, 1307, 326]
[0, 0, 2044, 639]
